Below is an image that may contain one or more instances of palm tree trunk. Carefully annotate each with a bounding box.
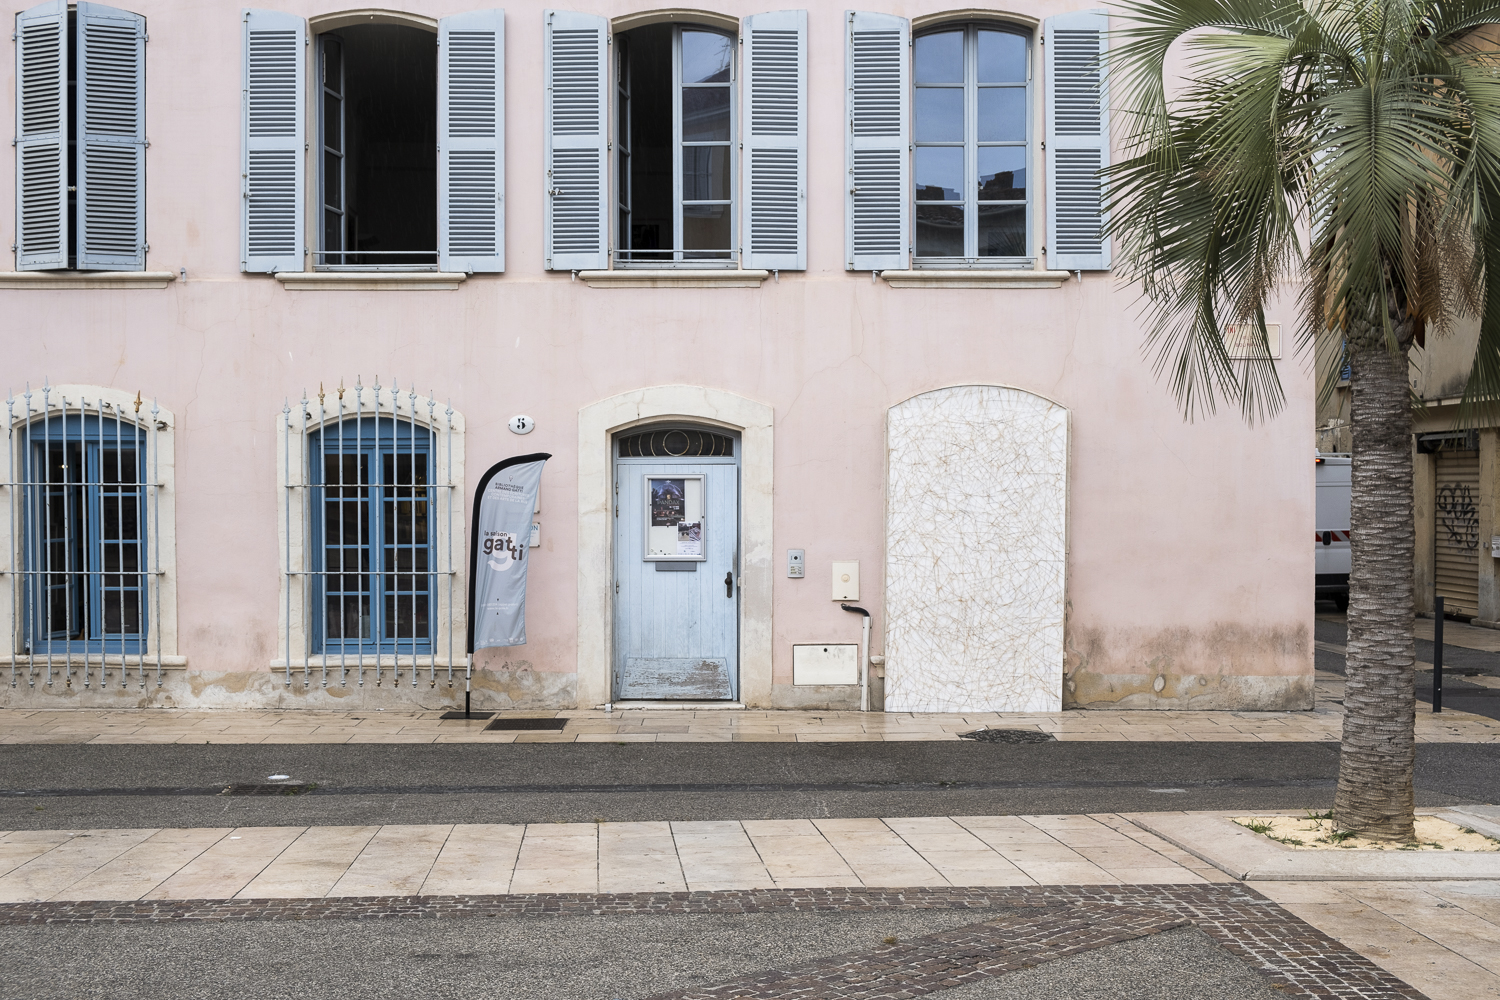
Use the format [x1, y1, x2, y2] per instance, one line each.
[1333, 336, 1417, 842]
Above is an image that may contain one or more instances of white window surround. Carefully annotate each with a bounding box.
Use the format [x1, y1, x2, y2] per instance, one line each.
[274, 271, 468, 290]
[0, 384, 182, 671]
[0, 271, 176, 288]
[273, 390, 467, 670]
[880, 267, 1071, 288]
[577, 386, 772, 708]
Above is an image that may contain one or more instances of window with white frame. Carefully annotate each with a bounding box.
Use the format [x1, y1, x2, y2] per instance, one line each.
[615, 25, 736, 264]
[544, 9, 807, 272]
[14, 1, 147, 272]
[913, 25, 1029, 263]
[845, 9, 1110, 273]
[277, 384, 464, 688]
[3, 385, 177, 690]
[241, 10, 504, 275]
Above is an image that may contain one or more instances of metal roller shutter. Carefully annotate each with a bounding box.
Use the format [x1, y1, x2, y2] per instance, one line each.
[1435, 450, 1481, 617]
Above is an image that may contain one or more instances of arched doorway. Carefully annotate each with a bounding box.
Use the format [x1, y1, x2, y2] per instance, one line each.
[612, 424, 741, 700]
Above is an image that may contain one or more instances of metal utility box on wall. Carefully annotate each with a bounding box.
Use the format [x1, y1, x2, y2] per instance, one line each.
[793, 644, 859, 685]
[831, 561, 859, 601]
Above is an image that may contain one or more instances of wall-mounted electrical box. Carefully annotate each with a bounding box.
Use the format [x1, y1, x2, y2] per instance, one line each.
[787, 549, 805, 578]
[831, 560, 859, 601]
[793, 644, 859, 685]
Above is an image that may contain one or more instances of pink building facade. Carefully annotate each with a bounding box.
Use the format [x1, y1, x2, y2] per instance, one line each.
[0, 0, 1314, 712]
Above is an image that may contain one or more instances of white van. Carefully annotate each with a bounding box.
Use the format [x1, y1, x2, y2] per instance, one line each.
[1316, 452, 1351, 610]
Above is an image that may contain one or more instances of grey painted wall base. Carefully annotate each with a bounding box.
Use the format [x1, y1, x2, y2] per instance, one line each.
[0, 667, 577, 712]
[1065, 673, 1315, 712]
[1129, 811, 1500, 880]
[770, 683, 864, 711]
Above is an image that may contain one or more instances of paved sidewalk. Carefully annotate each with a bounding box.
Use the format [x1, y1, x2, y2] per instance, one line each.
[3, 687, 1498, 744]
[2, 811, 1497, 1000]
[0, 814, 1230, 903]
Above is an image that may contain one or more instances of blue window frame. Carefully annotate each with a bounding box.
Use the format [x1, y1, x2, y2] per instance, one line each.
[19, 413, 148, 654]
[309, 417, 434, 654]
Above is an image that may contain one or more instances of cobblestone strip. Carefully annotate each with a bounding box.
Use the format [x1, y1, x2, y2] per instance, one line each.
[648, 903, 1188, 1000]
[0, 884, 1429, 1000]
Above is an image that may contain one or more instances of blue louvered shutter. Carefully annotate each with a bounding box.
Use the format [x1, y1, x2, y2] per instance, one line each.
[77, 3, 147, 271]
[1044, 9, 1110, 271]
[742, 10, 806, 271]
[439, 10, 504, 273]
[241, 9, 305, 274]
[14, 1, 68, 271]
[845, 11, 908, 271]
[544, 10, 608, 271]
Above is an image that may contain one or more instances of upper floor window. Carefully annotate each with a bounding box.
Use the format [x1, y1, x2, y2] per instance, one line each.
[544, 9, 807, 273]
[241, 9, 504, 275]
[616, 25, 736, 265]
[913, 25, 1029, 263]
[14, 1, 147, 272]
[845, 9, 1110, 273]
[317, 25, 437, 269]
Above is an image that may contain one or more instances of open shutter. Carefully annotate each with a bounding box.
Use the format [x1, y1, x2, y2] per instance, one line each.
[845, 11, 908, 271]
[544, 10, 608, 271]
[241, 8, 305, 274]
[14, 1, 68, 271]
[439, 9, 504, 273]
[742, 10, 806, 272]
[77, 3, 147, 271]
[1044, 9, 1110, 271]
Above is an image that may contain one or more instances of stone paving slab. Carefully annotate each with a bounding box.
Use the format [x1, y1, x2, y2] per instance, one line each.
[0, 814, 1228, 904]
[1130, 812, 1500, 881]
[2, 695, 1498, 744]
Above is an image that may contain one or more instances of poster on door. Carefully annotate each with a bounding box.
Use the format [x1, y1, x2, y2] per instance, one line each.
[468, 453, 550, 650]
[645, 475, 705, 560]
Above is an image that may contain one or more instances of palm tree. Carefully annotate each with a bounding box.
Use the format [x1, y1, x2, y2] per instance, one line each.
[1107, 0, 1500, 840]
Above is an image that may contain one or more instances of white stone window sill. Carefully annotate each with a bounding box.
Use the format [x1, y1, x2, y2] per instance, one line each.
[12, 654, 187, 667]
[275, 271, 468, 290]
[577, 269, 770, 288]
[0, 270, 177, 289]
[881, 269, 1074, 289]
[269, 657, 465, 669]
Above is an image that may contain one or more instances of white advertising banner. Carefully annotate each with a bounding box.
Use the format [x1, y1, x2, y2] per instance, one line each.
[468, 453, 550, 650]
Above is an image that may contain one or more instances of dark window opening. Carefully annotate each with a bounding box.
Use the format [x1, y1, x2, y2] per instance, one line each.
[318, 25, 437, 269]
[618, 428, 735, 457]
[616, 23, 734, 265]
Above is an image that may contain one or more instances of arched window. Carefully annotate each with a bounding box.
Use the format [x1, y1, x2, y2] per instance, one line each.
[913, 23, 1030, 263]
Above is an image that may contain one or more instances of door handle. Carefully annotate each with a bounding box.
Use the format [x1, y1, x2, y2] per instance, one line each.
[725, 571, 734, 598]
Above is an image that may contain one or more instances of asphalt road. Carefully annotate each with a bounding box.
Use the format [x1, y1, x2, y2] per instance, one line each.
[0, 909, 1280, 1000]
[4, 740, 1495, 830]
[1314, 616, 1500, 720]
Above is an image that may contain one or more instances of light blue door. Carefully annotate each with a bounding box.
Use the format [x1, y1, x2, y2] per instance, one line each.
[614, 458, 739, 700]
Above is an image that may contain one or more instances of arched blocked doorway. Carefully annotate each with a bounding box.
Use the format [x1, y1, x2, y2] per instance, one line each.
[884, 385, 1068, 712]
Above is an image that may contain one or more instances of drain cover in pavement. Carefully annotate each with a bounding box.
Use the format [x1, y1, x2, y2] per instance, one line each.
[957, 728, 1056, 743]
[483, 717, 569, 731]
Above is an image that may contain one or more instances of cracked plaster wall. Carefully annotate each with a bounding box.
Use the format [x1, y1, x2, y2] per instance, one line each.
[884, 386, 1067, 713]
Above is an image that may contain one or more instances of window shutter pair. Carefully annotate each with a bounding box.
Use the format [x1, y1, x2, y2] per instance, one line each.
[542, 9, 808, 271]
[15, 1, 147, 272]
[842, 8, 1110, 272]
[240, 9, 505, 274]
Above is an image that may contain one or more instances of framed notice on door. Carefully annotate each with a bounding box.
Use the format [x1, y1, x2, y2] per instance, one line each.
[644, 475, 706, 561]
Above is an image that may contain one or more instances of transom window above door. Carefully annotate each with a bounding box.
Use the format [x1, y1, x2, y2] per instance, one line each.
[913, 25, 1029, 263]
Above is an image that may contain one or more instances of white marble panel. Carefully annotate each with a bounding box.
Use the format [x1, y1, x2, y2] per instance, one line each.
[885, 385, 1067, 712]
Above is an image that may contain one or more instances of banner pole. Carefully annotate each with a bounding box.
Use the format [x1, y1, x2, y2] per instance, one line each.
[465, 653, 472, 718]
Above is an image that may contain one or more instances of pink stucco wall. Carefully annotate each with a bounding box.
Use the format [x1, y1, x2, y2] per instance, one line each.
[1, 0, 1314, 709]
